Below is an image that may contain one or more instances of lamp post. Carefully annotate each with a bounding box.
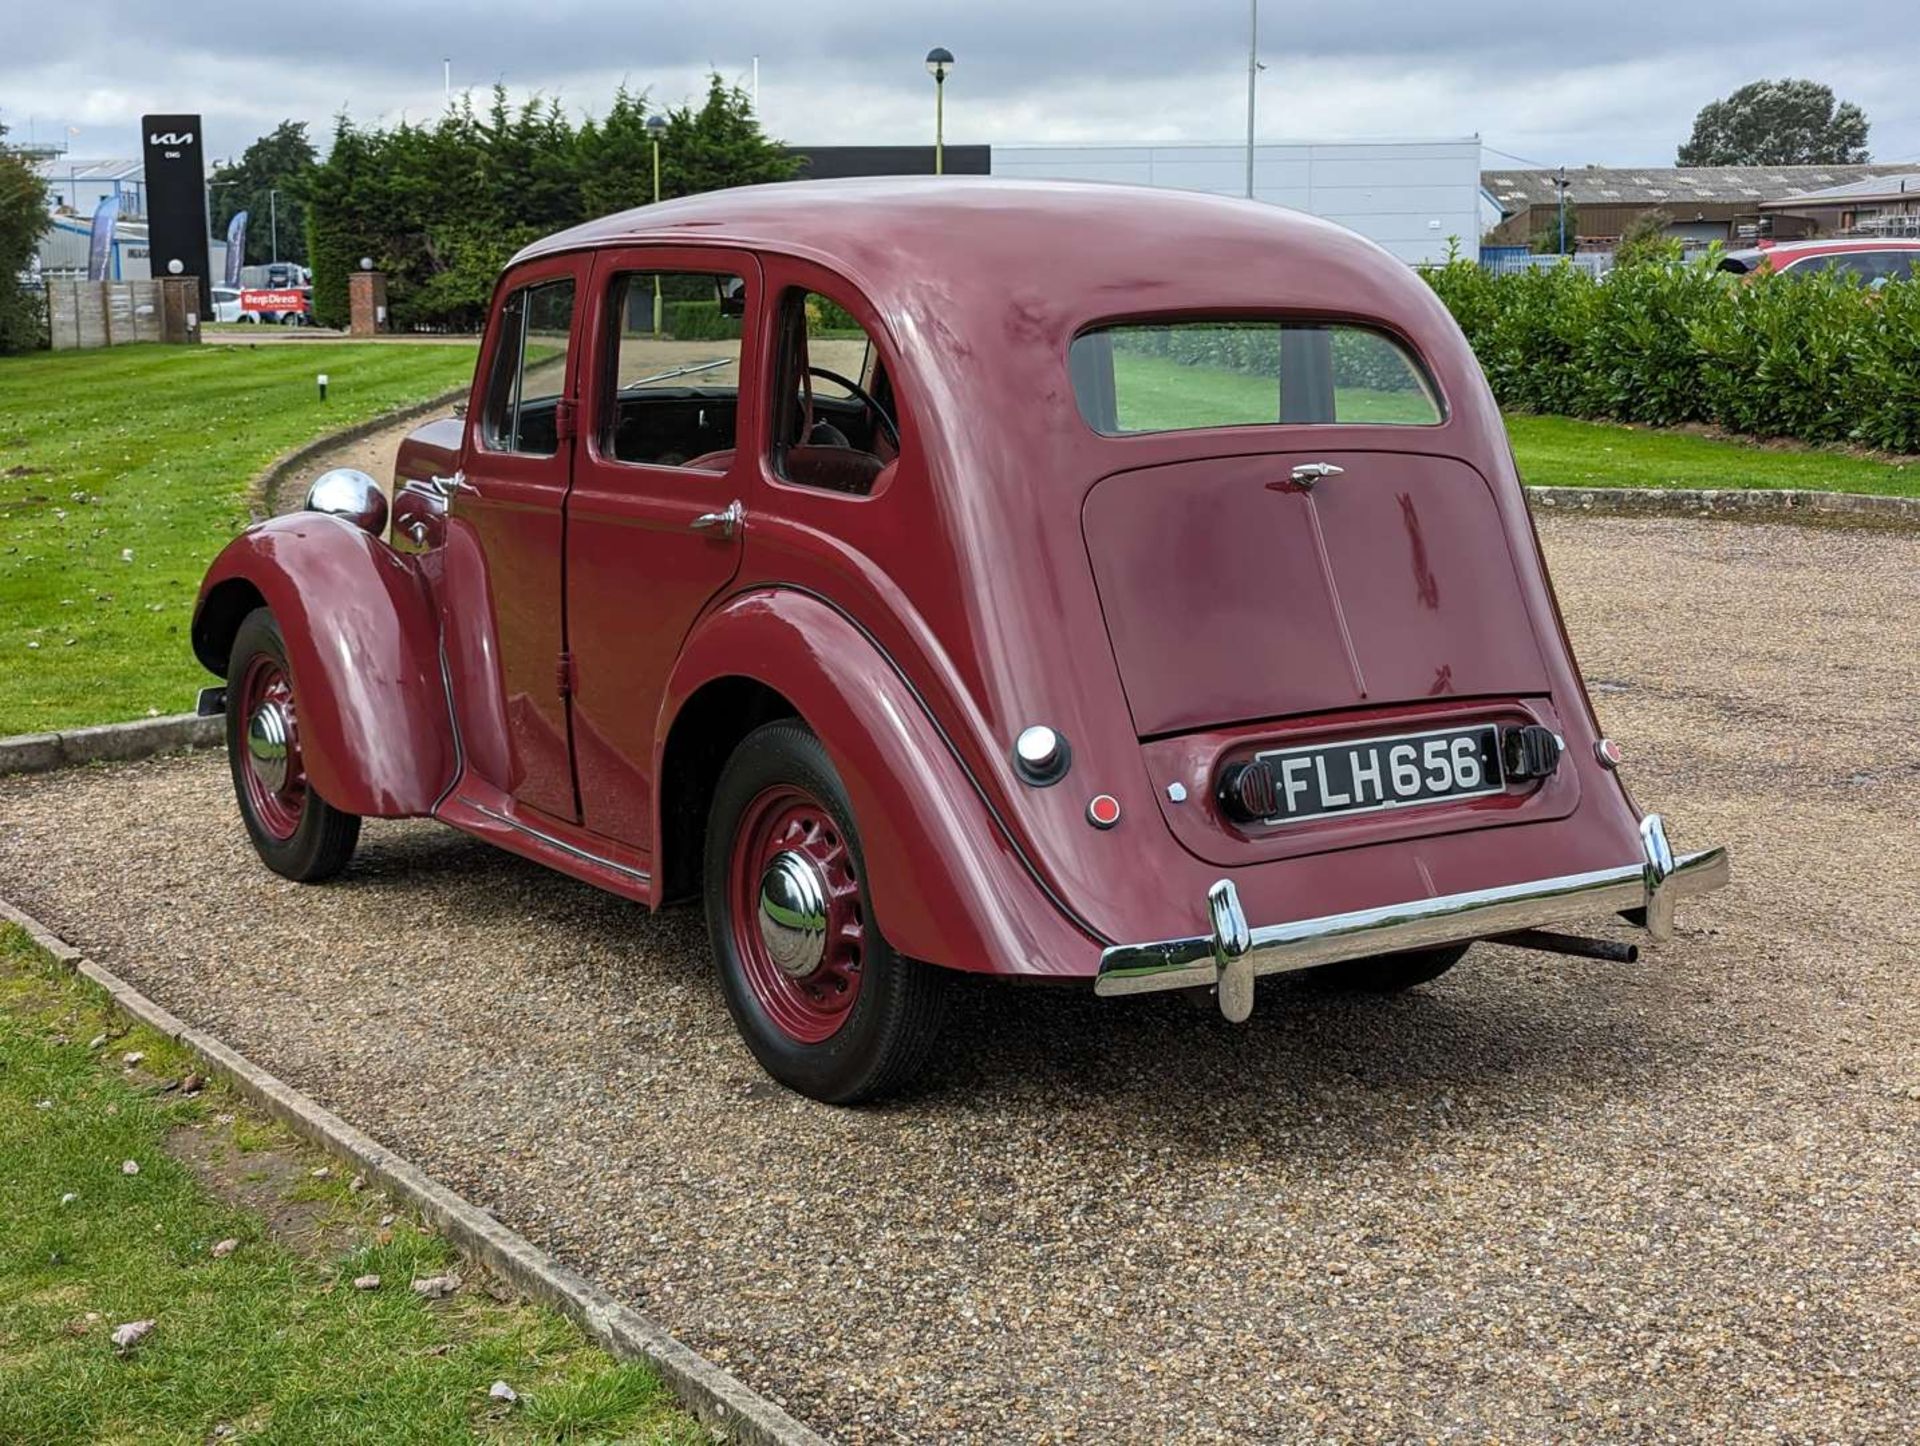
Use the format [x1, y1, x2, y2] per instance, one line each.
[269, 188, 279, 266]
[648, 114, 668, 335]
[924, 47, 954, 175]
[1556, 166, 1569, 255]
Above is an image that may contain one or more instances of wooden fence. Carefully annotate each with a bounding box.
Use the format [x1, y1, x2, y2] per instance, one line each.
[44, 278, 202, 350]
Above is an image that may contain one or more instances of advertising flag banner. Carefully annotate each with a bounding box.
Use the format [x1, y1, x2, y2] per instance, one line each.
[87, 194, 121, 281]
[224, 210, 249, 287]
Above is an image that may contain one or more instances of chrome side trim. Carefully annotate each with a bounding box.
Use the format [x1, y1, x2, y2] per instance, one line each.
[459, 798, 652, 885]
[1095, 813, 1729, 1021]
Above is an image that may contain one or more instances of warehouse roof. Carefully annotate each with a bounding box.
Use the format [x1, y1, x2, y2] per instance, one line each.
[1484, 164, 1916, 213]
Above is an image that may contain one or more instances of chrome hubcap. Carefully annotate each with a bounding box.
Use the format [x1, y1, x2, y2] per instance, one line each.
[247, 700, 291, 793]
[757, 849, 829, 978]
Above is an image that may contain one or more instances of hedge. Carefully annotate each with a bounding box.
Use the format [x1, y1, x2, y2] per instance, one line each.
[1421, 251, 1920, 454]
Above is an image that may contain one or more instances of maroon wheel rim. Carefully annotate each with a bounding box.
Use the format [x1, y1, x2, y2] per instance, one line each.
[237, 653, 305, 841]
[729, 784, 866, 1044]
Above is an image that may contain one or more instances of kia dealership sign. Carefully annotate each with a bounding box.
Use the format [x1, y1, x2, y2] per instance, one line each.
[140, 113, 210, 310]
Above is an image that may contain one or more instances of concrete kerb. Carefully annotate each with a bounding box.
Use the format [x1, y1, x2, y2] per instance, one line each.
[1523, 484, 1920, 525]
[0, 713, 222, 776]
[0, 894, 831, 1446]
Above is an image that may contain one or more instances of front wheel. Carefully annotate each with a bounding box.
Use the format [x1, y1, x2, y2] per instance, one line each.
[704, 720, 946, 1103]
[225, 607, 361, 882]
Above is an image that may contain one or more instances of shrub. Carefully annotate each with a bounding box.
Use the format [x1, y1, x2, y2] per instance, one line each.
[1422, 254, 1919, 454]
[1580, 256, 1725, 426]
[1850, 279, 1920, 453]
[661, 299, 741, 340]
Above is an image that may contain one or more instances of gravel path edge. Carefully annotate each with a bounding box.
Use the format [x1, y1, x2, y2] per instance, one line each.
[0, 893, 833, 1446]
[248, 383, 470, 521]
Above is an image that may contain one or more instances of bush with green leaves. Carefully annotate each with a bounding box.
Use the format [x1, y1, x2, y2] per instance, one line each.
[1420, 250, 1919, 454]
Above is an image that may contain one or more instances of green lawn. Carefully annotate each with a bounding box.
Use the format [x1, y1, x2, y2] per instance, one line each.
[0, 923, 703, 1444]
[1504, 414, 1916, 496]
[0, 343, 480, 735]
[1110, 350, 1440, 430]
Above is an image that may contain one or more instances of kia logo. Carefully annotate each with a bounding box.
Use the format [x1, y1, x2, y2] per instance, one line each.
[149, 131, 194, 146]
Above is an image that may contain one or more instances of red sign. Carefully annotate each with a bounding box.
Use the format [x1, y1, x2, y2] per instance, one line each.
[240, 288, 309, 314]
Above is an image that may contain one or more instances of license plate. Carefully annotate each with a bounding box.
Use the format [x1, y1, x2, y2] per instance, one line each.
[1253, 724, 1504, 825]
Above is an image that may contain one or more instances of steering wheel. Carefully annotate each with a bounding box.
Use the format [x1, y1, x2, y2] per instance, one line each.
[807, 366, 899, 451]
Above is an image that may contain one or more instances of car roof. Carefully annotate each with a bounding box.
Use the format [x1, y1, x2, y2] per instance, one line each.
[1761, 237, 1920, 254]
[510, 177, 1430, 331]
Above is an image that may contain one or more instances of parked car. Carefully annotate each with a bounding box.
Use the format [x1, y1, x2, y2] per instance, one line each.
[1719, 237, 1920, 284]
[191, 180, 1729, 1101]
[210, 286, 244, 324]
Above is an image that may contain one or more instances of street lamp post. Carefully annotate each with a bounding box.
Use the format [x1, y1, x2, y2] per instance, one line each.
[269, 188, 279, 266]
[648, 114, 668, 335]
[924, 48, 955, 175]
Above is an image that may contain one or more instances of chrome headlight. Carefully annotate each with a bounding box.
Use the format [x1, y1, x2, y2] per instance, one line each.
[305, 468, 388, 536]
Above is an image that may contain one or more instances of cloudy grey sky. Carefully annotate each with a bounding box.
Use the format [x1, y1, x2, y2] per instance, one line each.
[4, 1, 1916, 170]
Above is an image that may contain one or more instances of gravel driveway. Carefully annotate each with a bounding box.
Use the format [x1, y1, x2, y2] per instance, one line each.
[2, 514, 1915, 1442]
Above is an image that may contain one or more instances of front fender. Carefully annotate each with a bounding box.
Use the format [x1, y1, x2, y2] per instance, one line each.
[193, 514, 453, 817]
[657, 589, 1100, 977]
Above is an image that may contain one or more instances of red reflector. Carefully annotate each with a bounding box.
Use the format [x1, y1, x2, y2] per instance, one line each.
[1086, 793, 1121, 829]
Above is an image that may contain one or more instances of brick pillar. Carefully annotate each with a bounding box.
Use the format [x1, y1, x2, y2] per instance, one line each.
[348, 271, 390, 336]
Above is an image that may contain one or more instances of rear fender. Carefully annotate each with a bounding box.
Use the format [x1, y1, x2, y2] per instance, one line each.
[657, 589, 1099, 976]
[193, 514, 454, 817]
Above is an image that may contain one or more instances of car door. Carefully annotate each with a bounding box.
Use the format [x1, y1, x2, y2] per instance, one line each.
[440, 252, 589, 822]
[563, 249, 761, 847]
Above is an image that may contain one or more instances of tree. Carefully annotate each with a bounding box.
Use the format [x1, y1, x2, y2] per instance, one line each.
[209, 120, 318, 267]
[0, 123, 50, 352]
[1530, 205, 1579, 255]
[1677, 80, 1870, 166]
[305, 77, 802, 330]
[1613, 208, 1682, 269]
[652, 75, 801, 203]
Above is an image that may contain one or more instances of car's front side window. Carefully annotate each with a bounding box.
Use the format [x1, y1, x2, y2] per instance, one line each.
[603, 271, 747, 471]
[482, 277, 574, 457]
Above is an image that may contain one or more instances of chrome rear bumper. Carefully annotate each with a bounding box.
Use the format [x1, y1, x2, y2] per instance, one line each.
[1094, 815, 1730, 1021]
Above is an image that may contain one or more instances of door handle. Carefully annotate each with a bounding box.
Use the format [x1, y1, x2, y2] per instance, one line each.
[1289, 462, 1345, 488]
[690, 499, 744, 539]
[1290, 458, 1351, 487]
[430, 472, 477, 500]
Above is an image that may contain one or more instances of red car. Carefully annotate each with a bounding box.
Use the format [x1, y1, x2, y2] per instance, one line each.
[1719, 237, 1920, 283]
[192, 180, 1729, 1101]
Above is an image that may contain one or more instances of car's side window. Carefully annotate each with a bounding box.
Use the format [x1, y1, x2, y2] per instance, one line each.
[768, 288, 901, 496]
[482, 278, 574, 457]
[603, 271, 747, 471]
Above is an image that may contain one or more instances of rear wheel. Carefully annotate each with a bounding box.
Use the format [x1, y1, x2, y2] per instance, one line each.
[704, 720, 946, 1103]
[225, 607, 360, 882]
[1305, 943, 1470, 993]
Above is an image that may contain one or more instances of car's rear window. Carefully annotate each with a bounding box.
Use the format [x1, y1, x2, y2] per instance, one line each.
[1070, 320, 1444, 434]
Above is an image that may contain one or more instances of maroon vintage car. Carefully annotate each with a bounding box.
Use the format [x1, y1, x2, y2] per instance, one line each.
[192, 179, 1728, 1101]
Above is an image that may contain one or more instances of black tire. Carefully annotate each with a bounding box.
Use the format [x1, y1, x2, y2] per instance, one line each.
[704, 720, 947, 1103]
[1304, 942, 1470, 993]
[225, 607, 361, 882]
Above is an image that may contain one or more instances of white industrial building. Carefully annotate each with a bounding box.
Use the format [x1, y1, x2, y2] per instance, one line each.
[992, 139, 1483, 264]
